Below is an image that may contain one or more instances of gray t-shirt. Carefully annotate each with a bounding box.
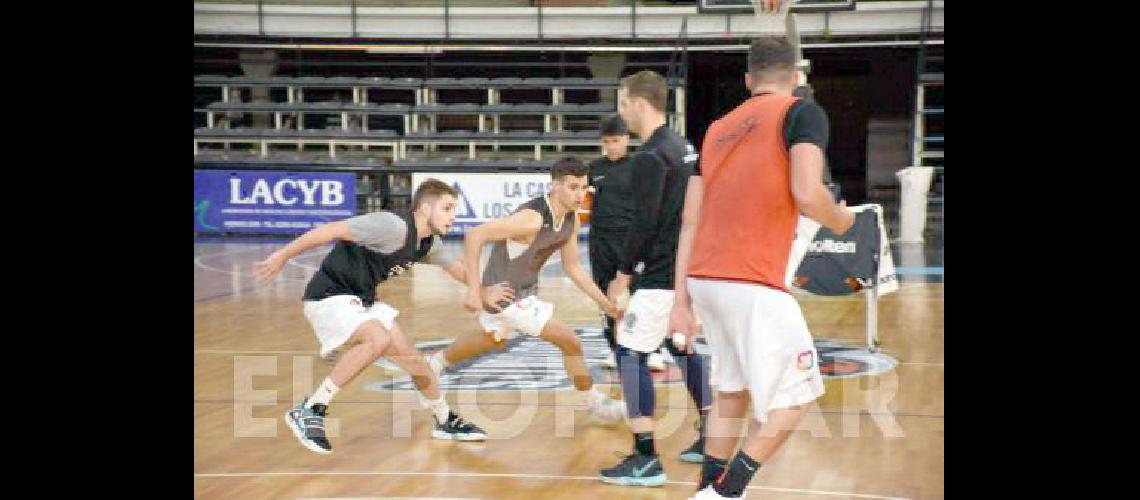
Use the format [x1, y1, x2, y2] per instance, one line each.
[345, 211, 456, 268]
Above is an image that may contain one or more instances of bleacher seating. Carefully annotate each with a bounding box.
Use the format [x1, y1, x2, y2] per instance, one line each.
[194, 128, 400, 139]
[193, 73, 683, 170]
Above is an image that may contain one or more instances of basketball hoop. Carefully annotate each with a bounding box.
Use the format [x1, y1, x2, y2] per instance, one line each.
[750, 0, 809, 83]
[750, 0, 793, 35]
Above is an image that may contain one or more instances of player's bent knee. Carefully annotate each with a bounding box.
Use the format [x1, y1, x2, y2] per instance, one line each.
[485, 331, 509, 349]
[355, 320, 392, 358]
[403, 356, 435, 386]
[564, 336, 582, 354]
[551, 333, 581, 354]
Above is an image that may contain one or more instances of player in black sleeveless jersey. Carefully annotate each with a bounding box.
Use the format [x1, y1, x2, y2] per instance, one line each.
[253, 180, 508, 453]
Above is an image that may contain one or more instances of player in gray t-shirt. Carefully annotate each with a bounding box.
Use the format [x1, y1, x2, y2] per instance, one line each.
[253, 179, 513, 453]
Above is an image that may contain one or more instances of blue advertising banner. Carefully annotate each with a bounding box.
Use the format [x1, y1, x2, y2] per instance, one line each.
[194, 170, 356, 234]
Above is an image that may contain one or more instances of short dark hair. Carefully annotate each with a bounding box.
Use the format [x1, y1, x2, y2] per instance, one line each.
[412, 178, 459, 210]
[793, 83, 815, 102]
[619, 70, 668, 113]
[550, 157, 588, 180]
[748, 37, 797, 83]
[600, 115, 628, 136]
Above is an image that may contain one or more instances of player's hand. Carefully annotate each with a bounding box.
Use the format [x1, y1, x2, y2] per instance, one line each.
[668, 303, 699, 354]
[602, 300, 623, 322]
[253, 250, 287, 285]
[607, 273, 631, 311]
[481, 282, 514, 313]
[831, 200, 856, 235]
[464, 289, 483, 313]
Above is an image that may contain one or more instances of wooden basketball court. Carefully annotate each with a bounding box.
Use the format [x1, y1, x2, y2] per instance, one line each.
[194, 239, 944, 499]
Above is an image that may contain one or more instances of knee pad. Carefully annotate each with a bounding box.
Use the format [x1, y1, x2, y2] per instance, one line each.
[616, 345, 655, 418]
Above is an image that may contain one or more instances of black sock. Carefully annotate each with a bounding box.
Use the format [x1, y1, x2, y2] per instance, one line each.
[633, 432, 656, 456]
[700, 456, 728, 490]
[713, 451, 761, 498]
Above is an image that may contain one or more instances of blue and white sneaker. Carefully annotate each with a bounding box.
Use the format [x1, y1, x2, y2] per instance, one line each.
[599, 452, 667, 487]
[679, 439, 704, 463]
[285, 398, 332, 454]
[431, 411, 487, 441]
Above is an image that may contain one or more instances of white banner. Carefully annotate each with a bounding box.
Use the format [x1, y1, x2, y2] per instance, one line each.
[411, 172, 555, 236]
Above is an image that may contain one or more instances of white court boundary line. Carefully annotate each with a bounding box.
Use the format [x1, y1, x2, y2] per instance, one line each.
[194, 246, 327, 282]
[195, 349, 322, 355]
[193, 470, 910, 499]
[299, 497, 480, 500]
[299, 498, 478, 500]
[191, 349, 944, 368]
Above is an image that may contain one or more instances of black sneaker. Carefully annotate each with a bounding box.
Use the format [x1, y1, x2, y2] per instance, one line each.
[285, 398, 332, 454]
[431, 411, 487, 441]
[679, 439, 704, 463]
[598, 452, 667, 487]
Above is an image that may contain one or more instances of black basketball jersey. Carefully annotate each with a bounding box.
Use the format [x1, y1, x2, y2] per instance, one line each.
[302, 212, 433, 307]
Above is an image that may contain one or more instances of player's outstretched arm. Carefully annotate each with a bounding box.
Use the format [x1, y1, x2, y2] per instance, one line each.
[560, 217, 620, 319]
[461, 209, 543, 312]
[254, 220, 353, 284]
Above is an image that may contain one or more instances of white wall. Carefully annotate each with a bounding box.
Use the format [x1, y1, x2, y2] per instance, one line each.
[194, 1, 943, 40]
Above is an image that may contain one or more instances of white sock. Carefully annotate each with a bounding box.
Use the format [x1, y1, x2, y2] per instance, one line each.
[579, 386, 605, 407]
[422, 396, 451, 424]
[429, 351, 450, 373]
[306, 378, 340, 408]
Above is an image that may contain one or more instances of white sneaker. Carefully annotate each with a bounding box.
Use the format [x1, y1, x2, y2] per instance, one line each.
[601, 351, 618, 369]
[588, 394, 627, 422]
[648, 351, 666, 372]
[689, 486, 744, 500]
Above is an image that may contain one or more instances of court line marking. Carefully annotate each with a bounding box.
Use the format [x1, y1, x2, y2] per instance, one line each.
[298, 498, 479, 500]
[194, 284, 262, 303]
[192, 470, 910, 499]
[192, 349, 944, 368]
[190, 398, 943, 419]
[195, 349, 322, 355]
[194, 246, 323, 282]
[194, 246, 272, 276]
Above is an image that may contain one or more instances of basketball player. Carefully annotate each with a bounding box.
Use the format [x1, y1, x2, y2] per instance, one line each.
[253, 179, 500, 454]
[426, 157, 627, 422]
[588, 115, 664, 371]
[669, 37, 855, 499]
[597, 70, 713, 487]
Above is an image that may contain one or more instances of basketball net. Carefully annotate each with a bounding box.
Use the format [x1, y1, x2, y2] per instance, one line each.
[750, 0, 808, 85]
[750, 0, 794, 35]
